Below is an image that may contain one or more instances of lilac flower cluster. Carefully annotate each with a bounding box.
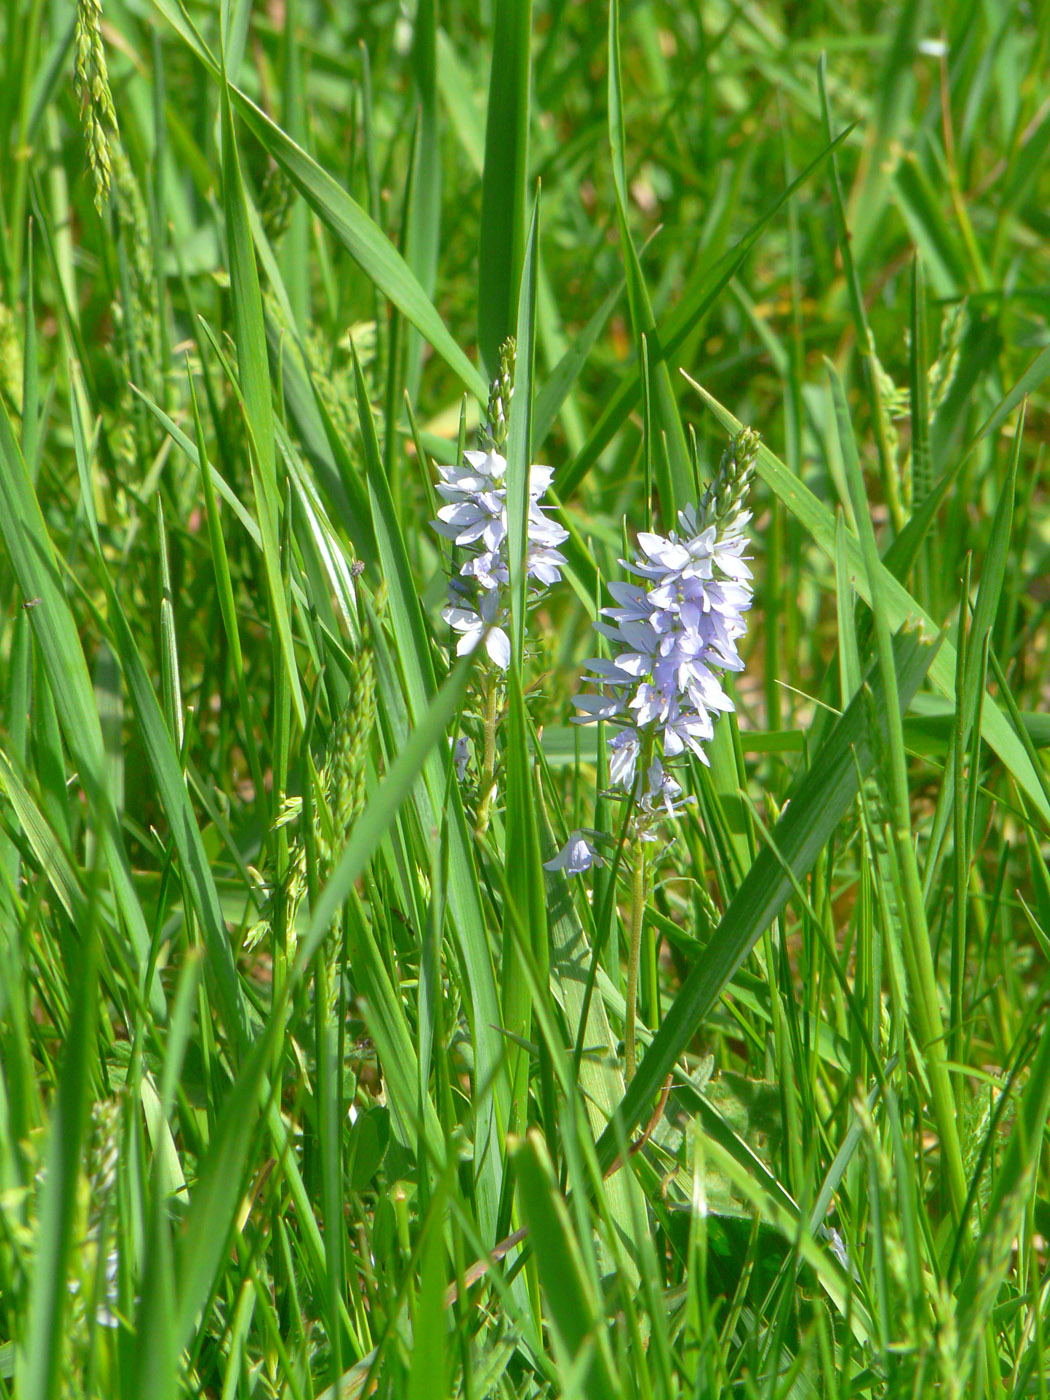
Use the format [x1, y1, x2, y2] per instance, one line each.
[573, 428, 758, 825]
[432, 450, 569, 669]
[431, 343, 569, 671]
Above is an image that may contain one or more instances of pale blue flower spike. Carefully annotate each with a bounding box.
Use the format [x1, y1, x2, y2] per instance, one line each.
[432, 444, 569, 675]
[573, 429, 757, 823]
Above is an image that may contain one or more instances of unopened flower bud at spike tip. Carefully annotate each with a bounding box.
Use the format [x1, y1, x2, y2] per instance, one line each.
[486, 337, 516, 450]
[697, 426, 760, 538]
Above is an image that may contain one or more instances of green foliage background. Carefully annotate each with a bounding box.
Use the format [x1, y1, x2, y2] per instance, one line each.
[1, 1, 1050, 1396]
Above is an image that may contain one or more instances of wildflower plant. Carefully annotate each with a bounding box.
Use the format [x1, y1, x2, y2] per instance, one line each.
[8, 5, 1050, 1395]
[569, 426, 759, 1074]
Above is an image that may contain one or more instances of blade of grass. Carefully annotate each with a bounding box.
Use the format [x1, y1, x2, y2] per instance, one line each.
[557, 124, 854, 500]
[512, 1132, 619, 1400]
[0, 401, 162, 1015]
[503, 199, 548, 1139]
[18, 888, 99, 1400]
[830, 358, 967, 1223]
[351, 344, 507, 1241]
[478, 0, 532, 375]
[608, 0, 690, 513]
[218, 92, 306, 730]
[151, 0, 487, 403]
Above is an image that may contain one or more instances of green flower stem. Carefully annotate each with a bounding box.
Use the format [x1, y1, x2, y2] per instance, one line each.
[475, 672, 500, 838]
[625, 838, 647, 1082]
[624, 725, 656, 1081]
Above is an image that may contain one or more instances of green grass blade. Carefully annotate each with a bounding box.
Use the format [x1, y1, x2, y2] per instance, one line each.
[607, 0, 689, 513]
[100, 573, 249, 1054]
[478, 0, 531, 374]
[18, 898, 99, 1400]
[217, 96, 306, 731]
[512, 1132, 619, 1400]
[352, 346, 507, 1237]
[502, 200, 547, 1133]
[152, 0, 485, 403]
[558, 125, 853, 500]
[0, 402, 161, 1013]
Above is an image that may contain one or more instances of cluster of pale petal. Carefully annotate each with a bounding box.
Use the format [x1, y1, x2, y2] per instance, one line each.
[573, 477, 754, 823]
[431, 449, 569, 670]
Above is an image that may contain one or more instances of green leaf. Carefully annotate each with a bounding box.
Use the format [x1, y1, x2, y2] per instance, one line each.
[408, 1178, 450, 1400]
[512, 1132, 619, 1400]
[502, 201, 547, 1131]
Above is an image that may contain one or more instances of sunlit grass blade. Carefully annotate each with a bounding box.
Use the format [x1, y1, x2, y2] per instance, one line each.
[403, 0, 440, 402]
[478, 0, 531, 375]
[502, 199, 548, 1138]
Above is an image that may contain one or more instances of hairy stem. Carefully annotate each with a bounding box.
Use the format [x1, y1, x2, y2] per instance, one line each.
[625, 840, 647, 1082]
[475, 674, 500, 838]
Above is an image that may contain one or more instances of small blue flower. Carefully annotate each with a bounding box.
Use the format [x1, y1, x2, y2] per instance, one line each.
[544, 831, 604, 875]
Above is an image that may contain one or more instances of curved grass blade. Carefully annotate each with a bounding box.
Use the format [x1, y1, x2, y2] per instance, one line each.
[151, 0, 486, 404]
[685, 376, 1050, 827]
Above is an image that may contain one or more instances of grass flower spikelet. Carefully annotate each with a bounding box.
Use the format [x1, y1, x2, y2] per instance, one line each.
[74, 0, 119, 212]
